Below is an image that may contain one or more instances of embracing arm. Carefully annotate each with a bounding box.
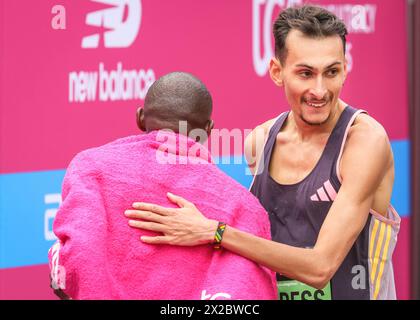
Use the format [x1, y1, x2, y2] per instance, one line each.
[225, 122, 392, 288]
[224, 122, 391, 288]
[126, 121, 392, 289]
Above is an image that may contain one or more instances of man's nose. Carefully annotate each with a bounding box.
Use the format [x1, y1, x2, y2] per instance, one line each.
[309, 78, 328, 100]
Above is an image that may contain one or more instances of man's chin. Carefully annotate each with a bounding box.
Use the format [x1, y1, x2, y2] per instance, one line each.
[300, 113, 330, 126]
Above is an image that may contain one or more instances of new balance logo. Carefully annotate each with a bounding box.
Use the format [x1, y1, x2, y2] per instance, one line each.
[310, 180, 337, 202]
[82, 0, 142, 49]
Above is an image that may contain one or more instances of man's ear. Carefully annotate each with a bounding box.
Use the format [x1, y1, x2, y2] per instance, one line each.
[269, 57, 283, 87]
[343, 58, 348, 85]
[136, 107, 146, 132]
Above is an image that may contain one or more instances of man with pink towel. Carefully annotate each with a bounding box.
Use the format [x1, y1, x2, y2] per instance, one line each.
[48, 72, 277, 300]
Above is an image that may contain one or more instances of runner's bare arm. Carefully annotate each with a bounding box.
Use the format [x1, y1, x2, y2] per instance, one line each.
[126, 120, 393, 289]
[312, 119, 393, 284]
[218, 120, 392, 288]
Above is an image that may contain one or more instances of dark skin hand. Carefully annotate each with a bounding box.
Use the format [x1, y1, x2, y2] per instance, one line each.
[49, 275, 71, 300]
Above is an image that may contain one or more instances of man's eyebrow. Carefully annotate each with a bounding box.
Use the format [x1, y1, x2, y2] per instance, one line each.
[325, 62, 342, 69]
[295, 62, 342, 70]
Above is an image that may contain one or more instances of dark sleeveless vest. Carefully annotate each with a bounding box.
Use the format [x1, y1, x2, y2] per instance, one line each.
[250, 106, 373, 300]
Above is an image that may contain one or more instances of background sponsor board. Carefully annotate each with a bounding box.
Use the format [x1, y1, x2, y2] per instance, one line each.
[0, 0, 411, 299]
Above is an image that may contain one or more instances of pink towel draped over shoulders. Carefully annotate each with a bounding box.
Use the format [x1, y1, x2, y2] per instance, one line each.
[49, 130, 277, 300]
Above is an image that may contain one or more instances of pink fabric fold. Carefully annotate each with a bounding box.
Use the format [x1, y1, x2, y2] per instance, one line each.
[49, 130, 277, 300]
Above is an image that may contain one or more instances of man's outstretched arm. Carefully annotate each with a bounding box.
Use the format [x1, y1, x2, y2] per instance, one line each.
[126, 121, 392, 289]
[217, 121, 391, 287]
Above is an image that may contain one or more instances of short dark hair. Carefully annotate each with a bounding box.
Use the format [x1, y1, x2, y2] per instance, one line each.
[144, 72, 212, 129]
[273, 5, 348, 64]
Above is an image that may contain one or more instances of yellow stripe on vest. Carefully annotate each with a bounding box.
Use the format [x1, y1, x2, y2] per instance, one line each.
[370, 221, 385, 287]
[373, 224, 392, 300]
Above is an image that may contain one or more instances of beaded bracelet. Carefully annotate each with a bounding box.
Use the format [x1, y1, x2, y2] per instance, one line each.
[213, 222, 226, 250]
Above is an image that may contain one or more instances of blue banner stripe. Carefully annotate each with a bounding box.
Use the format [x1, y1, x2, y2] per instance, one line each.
[0, 170, 65, 269]
[0, 140, 410, 269]
[390, 140, 410, 216]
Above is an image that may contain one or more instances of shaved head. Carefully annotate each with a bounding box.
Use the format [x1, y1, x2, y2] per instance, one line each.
[140, 72, 213, 133]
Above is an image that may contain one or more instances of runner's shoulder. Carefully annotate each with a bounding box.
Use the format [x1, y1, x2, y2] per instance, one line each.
[350, 112, 389, 141]
[245, 117, 278, 149]
[244, 116, 278, 170]
[346, 112, 392, 161]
